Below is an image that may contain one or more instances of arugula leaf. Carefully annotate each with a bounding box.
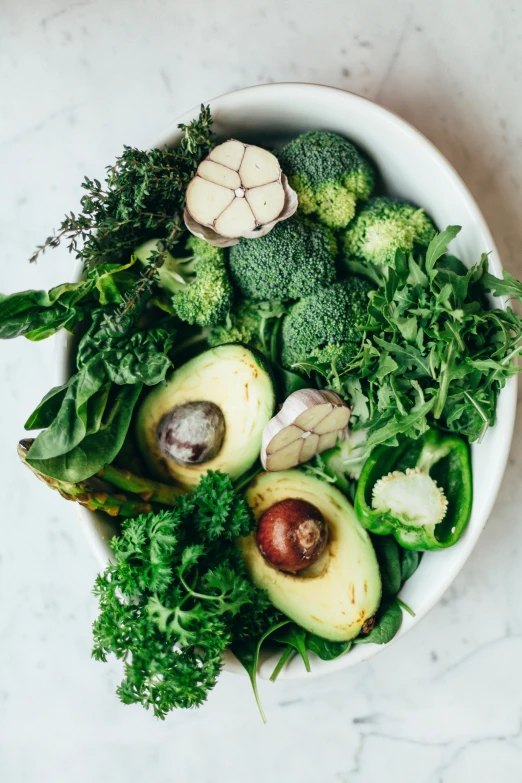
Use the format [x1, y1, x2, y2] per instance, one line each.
[425, 225, 461, 277]
[344, 227, 522, 444]
[366, 399, 435, 449]
[482, 268, 522, 300]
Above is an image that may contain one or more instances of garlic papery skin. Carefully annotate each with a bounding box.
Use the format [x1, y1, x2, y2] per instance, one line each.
[261, 389, 351, 471]
[184, 140, 298, 246]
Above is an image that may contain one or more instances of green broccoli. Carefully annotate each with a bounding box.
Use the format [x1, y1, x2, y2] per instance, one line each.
[277, 131, 375, 229]
[343, 196, 437, 267]
[133, 236, 233, 327]
[228, 215, 337, 301]
[281, 276, 373, 373]
[208, 299, 286, 355]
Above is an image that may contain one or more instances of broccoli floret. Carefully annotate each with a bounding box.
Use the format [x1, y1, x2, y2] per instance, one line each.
[343, 196, 437, 267]
[133, 236, 233, 327]
[228, 215, 337, 301]
[277, 131, 375, 229]
[281, 276, 372, 372]
[208, 299, 285, 355]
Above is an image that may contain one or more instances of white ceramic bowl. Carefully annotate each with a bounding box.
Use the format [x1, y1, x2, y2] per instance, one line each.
[73, 83, 517, 680]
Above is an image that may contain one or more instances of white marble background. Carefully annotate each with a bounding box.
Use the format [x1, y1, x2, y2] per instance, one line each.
[1, 1, 522, 781]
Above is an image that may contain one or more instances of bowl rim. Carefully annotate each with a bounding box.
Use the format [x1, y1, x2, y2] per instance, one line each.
[69, 82, 517, 680]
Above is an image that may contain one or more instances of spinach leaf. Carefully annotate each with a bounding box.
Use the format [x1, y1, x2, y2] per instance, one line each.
[25, 383, 143, 482]
[24, 313, 176, 482]
[372, 535, 402, 597]
[233, 620, 290, 723]
[354, 597, 403, 645]
[270, 624, 311, 681]
[0, 282, 93, 340]
[305, 633, 352, 660]
[400, 548, 421, 583]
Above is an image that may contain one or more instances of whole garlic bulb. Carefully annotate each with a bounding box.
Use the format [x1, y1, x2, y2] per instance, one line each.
[184, 140, 298, 247]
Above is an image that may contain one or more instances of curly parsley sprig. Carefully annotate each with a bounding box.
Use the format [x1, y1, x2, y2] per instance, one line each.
[92, 471, 281, 719]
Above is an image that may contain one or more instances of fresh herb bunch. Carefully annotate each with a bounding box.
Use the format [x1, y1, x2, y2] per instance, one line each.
[299, 227, 521, 446]
[30, 105, 214, 269]
[92, 470, 282, 719]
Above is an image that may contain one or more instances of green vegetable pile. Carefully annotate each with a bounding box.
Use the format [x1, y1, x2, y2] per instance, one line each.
[2, 106, 522, 722]
[92, 471, 279, 718]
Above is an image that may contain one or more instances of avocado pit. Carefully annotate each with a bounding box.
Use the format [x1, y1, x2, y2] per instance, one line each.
[256, 498, 327, 573]
[157, 400, 225, 465]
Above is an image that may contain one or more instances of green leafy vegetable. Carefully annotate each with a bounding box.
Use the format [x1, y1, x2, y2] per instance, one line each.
[371, 535, 402, 597]
[92, 471, 281, 719]
[30, 107, 214, 272]
[24, 312, 176, 482]
[354, 597, 403, 645]
[400, 548, 421, 583]
[305, 633, 352, 660]
[233, 620, 290, 722]
[0, 281, 94, 340]
[335, 228, 522, 444]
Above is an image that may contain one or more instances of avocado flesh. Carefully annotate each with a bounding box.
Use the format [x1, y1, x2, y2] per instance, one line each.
[136, 344, 275, 490]
[239, 471, 381, 641]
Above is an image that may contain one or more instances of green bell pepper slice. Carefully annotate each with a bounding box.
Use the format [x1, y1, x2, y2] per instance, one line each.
[354, 429, 472, 551]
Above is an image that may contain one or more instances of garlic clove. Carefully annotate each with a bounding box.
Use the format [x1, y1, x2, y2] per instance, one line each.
[183, 207, 239, 248]
[267, 424, 303, 453]
[261, 389, 351, 471]
[266, 440, 303, 472]
[314, 406, 351, 435]
[245, 181, 286, 225]
[239, 145, 281, 188]
[185, 177, 234, 226]
[238, 175, 298, 240]
[198, 159, 242, 190]
[214, 198, 257, 238]
[208, 139, 245, 170]
[294, 404, 333, 432]
[299, 432, 320, 463]
[317, 431, 340, 453]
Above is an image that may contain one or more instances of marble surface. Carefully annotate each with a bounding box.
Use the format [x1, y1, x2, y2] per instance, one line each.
[1, 1, 522, 780]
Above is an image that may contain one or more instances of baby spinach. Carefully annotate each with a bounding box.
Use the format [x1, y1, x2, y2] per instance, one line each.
[371, 535, 402, 597]
[304, 633, 352, 661]
[24, 312, 176, 482]
[232, 620, 290, 723]
[354, 597, 403, 645]
[0, 281, 94, 340]
[400, 549, 421, 583]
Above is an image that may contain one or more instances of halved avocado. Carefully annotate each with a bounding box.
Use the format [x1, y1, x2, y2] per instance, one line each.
[136, 344, 275, 489]
[239, 471, 381, 641]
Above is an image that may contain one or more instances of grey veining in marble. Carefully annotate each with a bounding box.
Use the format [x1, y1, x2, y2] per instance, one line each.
[1, 1, 522, 781]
